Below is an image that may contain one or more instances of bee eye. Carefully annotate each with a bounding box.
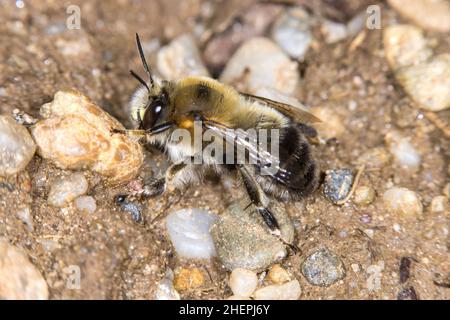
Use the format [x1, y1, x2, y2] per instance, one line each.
[142, 99, 163, 129]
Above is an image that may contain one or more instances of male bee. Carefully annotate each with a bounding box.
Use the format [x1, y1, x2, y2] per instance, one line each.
[114, 34, 320, 236]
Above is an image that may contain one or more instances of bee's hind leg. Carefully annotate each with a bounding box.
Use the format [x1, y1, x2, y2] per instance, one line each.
[238, 165, 280, 234]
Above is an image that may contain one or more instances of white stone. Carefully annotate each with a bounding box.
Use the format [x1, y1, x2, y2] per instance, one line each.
[383, 25, 432, 70]
[385, 131, 421, 169]
[16, 206, 33, 231]
[0, 240, 48, 299]
[271, 7, 312, 59]
[383, 187, 423, 218]
[157, 34, 209, 80]
[48, 173, 89, 208]
[321, 20, 348, 44]
[74, 196, 97, 213]
[229, 268, 258, 297]
[154, 278, 180, 300]
[395, 54, 450, 112]
[0, 115, 36, 177]
[220, 37, 298, 95]
[253, 280, 301, 300]
[166, 209, 218, 259]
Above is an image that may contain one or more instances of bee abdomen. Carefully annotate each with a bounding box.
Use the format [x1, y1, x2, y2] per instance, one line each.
[260, 125, 319, 200]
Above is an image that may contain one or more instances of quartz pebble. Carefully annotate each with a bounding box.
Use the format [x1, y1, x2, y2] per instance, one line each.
[353, 186, 376, 205]
[0, 115, 36, 177]
[157, 34, 209, 80]
[229, 268, 258, 298]
[0, 240, 48, 299]
[267, 264, 291, 284]
[383, 187, 423, 218]
[154, 270, 180, 300]
[74, 196, 97, 213]
[395, 54, 450, 112]
[16, 206, 33, 231]
[173, 267, 204, 291]
[48, 173, 89, 208]
[430, 196, 448, 213]
[166, 209, 217, 259]
[271, 7, 312, 59]
[220, 37, 298, 95]
[321, 20, 348, 44]
[388, 0, 450, 33]
[383, 25, 432, 70]
[385, 131, 421, 169]
[253, 280, 301, 300]
[31, 90, 143, 185]
[301, 247, 346, 287]
[211, 201, 293, 272]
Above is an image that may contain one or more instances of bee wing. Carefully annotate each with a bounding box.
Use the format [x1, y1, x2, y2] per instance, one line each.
[240, 92, 322, 125]
[203, 119, 293, 184]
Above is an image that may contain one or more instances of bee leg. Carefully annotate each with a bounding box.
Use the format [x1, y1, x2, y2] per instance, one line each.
[238, 165, 280, 235]
[141, 161, 191, 198]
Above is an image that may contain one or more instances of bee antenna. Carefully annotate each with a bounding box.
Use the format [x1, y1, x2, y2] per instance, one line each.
[130, 69, 150, 93]
[135, 33, 155, 88]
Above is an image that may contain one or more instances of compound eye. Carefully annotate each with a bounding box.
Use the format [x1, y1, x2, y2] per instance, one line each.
[142, 99, 163, 129]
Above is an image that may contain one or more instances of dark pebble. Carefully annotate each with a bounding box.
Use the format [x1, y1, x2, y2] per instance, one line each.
[323, 169, 354, 203]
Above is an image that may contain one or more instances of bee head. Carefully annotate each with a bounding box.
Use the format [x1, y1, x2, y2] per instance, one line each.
[129, 33, 169, 130]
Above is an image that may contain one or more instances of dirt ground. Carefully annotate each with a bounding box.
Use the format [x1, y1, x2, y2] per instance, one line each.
[0, 0, 448, 300]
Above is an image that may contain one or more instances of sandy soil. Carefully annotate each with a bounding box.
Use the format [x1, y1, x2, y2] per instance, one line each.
[0, 0, 448, 300]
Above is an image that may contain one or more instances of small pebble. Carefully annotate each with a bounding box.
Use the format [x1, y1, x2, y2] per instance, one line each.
[31, 90, 143, 184]
[271, 7, 312, 59]
[220, 37, 298, 95]
[47, 173, 89, 208]
[154, 270, 180, 300]
[323, 169, 354, 204]
[210, 201, 293, 272]
[360, 213, 372, 224]
[253, 280, 301, 300]
[383, 25, 432, 70]
[0, 115, 36, 177]
[267, 264, 291, 284]
[395, 54, 450, 112]
[430, 196, 448, 213]
[166, 209, 217, 260]
[0, 240, 48, 299]
[16, 206, 33, 231]
[74, 196, 96, 214]
[385, 131, 421, 169]
[353, 186, 376, 205]
[157, 34, 210, 80]
[397, 286, 418, 300]
[388, 0, 450, 33]
[301, 247, 346, 287]
[173, 267, 204, 291]
[229, 268, 258, 298]
[383, 187, 423, 218]
[321, 20, 348, 44]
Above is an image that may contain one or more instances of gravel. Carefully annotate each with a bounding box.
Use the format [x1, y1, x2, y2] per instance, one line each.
[220, 37, 298, 95]
[385, 131, 421, 169]
[395, 54, 450, 112]
[388, 0, 450, 33]
[271, 7, 312, 59]
[47, 173, 89, 208]
[353, 186, 376, 205]
[157, 34, 210, 80]
[383, 187, 423, 218]
[323, 169, 354, 204]
[173, 267, 205, 291]
[166, 209, 218, 260]
[210, 202, 291, 272]
[0, 240, 48, 299]
[0, 115, 36, 177]
[74, 196, 97, 214]
[253, 280, 301, 300]
[228, 268, 258, 298]
[31, 90, 143, 184]
[301, 247, 346, 287]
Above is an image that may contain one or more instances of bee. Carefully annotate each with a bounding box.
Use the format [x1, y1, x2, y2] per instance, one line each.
[114, 34, 320, 236]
